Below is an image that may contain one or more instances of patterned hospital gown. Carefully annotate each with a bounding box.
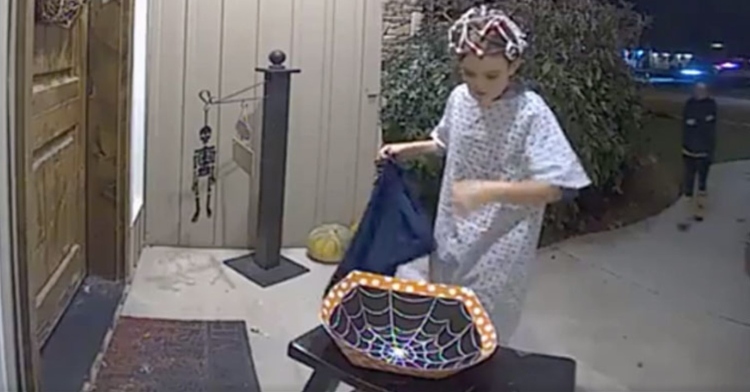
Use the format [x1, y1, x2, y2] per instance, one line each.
[426, 83, 591, 344]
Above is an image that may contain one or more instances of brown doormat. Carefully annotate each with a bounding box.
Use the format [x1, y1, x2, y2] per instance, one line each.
[90, 317, 261, 392]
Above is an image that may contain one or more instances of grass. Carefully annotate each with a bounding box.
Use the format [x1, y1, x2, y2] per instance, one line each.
[644, 109, 750, 170]
[638, 116, 682, 180]
[540, 93, 750, 245]
[638, 87, 750, 188]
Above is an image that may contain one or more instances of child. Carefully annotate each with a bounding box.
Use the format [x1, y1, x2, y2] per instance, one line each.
[679, 81, 717, 227]
[378, 5, 591, 344]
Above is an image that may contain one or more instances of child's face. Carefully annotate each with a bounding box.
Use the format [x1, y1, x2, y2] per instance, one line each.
[460, 53, 521, 108]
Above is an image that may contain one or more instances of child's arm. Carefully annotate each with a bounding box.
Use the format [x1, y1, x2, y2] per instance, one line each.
[454, 179, 581, 214]
[451, 180, 561, 215]
[518, 98, 591, 198]
[480, 180, 562, 205]
[408, 140, 442, 155]
[453, 96, 590, 212]
[381, 140, 441, 160]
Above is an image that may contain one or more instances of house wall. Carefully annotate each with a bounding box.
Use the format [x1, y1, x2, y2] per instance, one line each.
[144, 0, 382, 248]
[383, 0, 421, 58]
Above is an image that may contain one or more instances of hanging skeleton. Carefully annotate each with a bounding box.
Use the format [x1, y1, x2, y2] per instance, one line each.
[191, 84, 263, 223]
[191, 105, 217, 223]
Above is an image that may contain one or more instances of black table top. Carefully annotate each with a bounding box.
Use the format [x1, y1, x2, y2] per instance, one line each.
[287, 326, 576, 392]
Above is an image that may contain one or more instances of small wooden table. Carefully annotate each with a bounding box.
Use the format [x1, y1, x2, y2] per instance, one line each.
[287, 326, 576, 392]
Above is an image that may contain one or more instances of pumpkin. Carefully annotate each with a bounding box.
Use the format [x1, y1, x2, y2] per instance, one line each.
[306, 223, 353, 264]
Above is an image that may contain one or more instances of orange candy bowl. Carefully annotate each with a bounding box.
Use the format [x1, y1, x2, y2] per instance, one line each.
[319, 270, 498, 379]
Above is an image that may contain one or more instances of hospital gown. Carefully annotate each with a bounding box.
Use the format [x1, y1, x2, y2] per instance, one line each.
[425, 84, 590, 344]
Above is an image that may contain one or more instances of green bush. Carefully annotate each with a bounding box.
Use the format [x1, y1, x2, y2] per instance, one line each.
[380, 0, 649, 227]
[380, 23, 456, 216]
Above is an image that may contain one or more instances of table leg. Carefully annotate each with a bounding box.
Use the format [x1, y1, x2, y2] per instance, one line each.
[301, 370, 340, 392]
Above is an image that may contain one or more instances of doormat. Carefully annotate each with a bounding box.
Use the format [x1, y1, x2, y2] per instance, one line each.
[90, 317, 261, 392]
[41, 276, 124, 392]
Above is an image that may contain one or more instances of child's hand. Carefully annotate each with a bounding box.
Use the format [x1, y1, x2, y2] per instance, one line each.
[376, 140, 440, 163]
[377, 143, 408, 162]
[452, 180, 491, 216]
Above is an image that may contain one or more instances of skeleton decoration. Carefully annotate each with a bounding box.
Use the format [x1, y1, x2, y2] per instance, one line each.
[191, 105, 217, 223]
[448, 5, 528, 61]
[36, 0, 87, 28]
[191, 83, 263, 223]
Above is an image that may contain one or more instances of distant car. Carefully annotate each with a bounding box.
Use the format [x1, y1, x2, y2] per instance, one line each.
[675, 61, 716, 83]
[714, 60, 750, 88]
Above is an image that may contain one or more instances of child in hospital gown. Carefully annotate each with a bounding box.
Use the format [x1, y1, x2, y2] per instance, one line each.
[379, 5, 591, 344]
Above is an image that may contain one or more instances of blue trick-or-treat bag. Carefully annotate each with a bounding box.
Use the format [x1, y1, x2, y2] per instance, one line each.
[324, 159, 435, 295]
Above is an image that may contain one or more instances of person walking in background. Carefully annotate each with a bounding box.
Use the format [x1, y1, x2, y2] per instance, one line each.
[678, 81, 717, 230]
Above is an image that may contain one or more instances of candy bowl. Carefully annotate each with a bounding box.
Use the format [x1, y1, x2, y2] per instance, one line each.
[320, 270, 498, 379]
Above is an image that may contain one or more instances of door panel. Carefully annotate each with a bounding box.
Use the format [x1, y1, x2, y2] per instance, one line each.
[27, 13, 88, 344]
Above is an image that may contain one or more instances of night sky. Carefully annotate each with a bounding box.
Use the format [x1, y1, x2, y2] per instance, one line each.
[630, 0, 750, 56]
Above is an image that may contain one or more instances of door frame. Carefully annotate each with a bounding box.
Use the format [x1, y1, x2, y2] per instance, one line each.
[9, 0, 136, 389]
[1, 0, 25, 389]
[9, 0, 42, 388]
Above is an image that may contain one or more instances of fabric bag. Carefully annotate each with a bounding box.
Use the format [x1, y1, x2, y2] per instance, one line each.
[323, 159, 435, 295]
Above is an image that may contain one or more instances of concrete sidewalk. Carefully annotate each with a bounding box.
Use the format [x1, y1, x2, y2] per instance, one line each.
[120, 161, 750, 391]
[513, 160, 750, 391]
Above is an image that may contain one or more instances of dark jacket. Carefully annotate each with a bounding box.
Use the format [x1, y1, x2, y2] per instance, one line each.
[682, 97, 717, 158]
[324, 159, 434, 296]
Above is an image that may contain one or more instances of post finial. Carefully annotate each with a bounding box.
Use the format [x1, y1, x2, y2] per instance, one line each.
[269, 50, 287, 67]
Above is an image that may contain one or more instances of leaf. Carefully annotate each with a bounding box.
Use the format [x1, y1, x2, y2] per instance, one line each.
[541, 61, 552, 76]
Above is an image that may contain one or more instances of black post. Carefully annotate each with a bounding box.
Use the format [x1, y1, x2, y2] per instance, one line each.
[223, 50, 309, 288]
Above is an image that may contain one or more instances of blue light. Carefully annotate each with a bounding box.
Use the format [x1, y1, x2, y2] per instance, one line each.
[680, 69, 703, 76]
[649, 77, 677, 83]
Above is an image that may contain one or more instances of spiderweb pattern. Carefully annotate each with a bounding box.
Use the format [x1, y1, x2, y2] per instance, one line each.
[326, 285, 484, 371]
[36, 0, 87, 29]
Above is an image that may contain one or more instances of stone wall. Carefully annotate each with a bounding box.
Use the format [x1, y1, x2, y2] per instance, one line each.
[382, 0, 422, 59]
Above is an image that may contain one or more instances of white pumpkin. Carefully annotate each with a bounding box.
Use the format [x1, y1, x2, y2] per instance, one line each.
[306, 223, 353, 264]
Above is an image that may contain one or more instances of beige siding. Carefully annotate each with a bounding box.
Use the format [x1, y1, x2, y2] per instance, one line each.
[145, 0, 382, 248]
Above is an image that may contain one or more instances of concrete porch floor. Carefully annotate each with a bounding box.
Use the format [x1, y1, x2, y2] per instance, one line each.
[122, 161, 750, 391]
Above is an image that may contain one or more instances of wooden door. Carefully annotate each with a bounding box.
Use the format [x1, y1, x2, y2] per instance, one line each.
[27, 11, 89, 344]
